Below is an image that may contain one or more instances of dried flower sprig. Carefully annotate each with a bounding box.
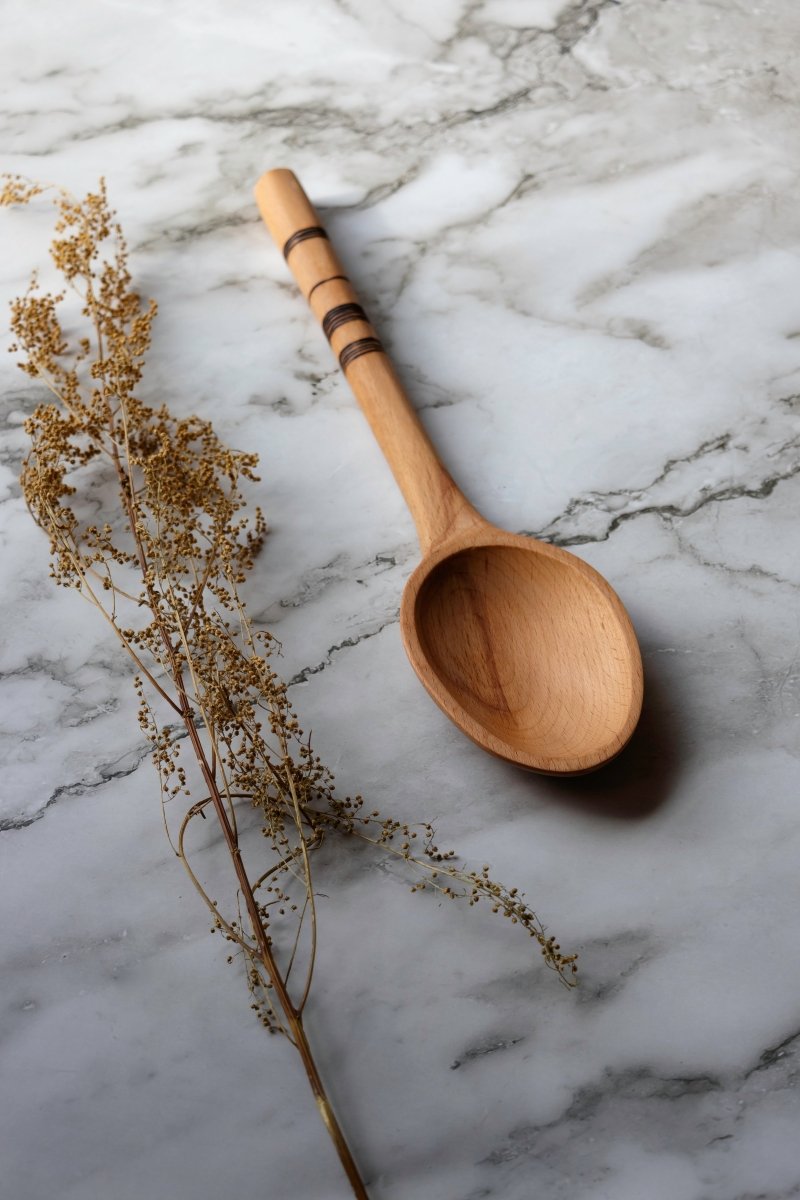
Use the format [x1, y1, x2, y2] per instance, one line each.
[3, 176, 576, 1199]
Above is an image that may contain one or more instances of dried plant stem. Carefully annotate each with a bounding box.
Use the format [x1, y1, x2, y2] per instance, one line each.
[107, 428, 368, 1192]
[296, 1024, 368, 1200]
[44, 417, 369, 1191]
[184, 717, 366, 1196]
[183, 725, 364, 1189]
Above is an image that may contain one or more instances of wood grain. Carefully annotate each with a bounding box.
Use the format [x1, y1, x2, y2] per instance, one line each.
[255, 169, 643, 773]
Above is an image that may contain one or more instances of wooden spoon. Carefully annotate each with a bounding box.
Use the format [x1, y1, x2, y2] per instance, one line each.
[255, 169, 643, 774]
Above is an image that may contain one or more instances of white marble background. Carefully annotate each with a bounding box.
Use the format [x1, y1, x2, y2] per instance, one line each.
[2, 1, 799, 1197]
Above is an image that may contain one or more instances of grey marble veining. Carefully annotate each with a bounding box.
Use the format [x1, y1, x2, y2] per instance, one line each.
[2, 1, 799, 1197]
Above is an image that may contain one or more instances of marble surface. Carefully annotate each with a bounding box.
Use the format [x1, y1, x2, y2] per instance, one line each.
[2, 1, 799, 1196]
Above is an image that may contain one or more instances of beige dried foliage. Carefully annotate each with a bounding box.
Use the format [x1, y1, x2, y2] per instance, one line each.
[3, 176, 576, 1198]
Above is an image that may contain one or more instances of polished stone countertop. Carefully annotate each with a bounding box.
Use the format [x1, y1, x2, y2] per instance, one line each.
[1, 2, 799, 1197]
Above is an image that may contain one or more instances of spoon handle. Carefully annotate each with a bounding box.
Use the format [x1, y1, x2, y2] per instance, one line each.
[254, 169, 483, 552]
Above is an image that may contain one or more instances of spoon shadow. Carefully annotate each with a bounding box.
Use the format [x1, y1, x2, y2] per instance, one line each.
[530, 650, 680, 819]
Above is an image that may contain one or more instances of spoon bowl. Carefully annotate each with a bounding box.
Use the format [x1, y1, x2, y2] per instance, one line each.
[256, 169, 644, 774]
[401, 528, 642, 774]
